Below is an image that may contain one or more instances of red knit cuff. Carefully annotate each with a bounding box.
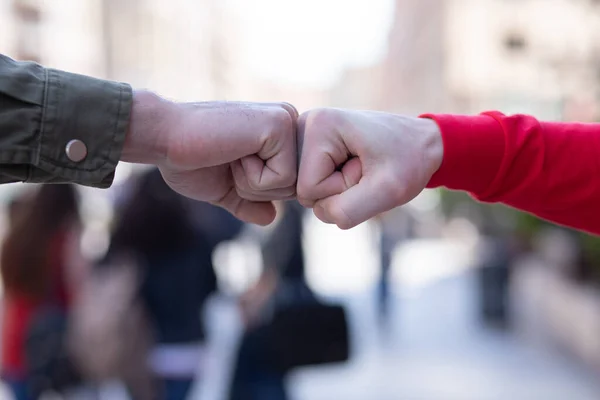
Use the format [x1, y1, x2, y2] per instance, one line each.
[420, 113, 505, 195]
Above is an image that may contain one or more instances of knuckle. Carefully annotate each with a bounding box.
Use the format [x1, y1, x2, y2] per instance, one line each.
[271, 107, 295, 132]
[298, 196, 315, 208]
[243, 179, 263, 196]
[246, 179, 261, 191]
[297, 112, 309, 133]
[305, 108, 339, 132]
[242, 169, 258, 187]
[234, 187, 247, 201]
[380, 173, 406, 204]
[232, 165, 252, 191]
[285, 185, 297, 197]
[279, 102, 299, 119]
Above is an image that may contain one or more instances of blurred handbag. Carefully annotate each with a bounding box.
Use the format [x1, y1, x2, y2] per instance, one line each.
[259, 279, 351, 374]
[250, 201, 350, 374]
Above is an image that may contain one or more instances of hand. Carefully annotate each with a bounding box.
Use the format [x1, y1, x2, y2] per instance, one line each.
[296, 108, 444, 229]
[122, 91, 298, 225]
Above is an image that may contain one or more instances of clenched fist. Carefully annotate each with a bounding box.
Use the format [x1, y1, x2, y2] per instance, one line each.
[296, 108, 444, 229]
[123, 91, 298, 225]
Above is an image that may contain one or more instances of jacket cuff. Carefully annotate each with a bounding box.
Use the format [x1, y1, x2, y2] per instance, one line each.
[421, 113, 506, 195]
[29, 68, 133, 188]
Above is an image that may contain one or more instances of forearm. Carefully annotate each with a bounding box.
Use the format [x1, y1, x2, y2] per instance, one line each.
[425, 112, 600, 235]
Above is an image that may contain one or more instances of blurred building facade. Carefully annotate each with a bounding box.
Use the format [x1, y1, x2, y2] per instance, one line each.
[102, 0, 247, 101]
[377, 0, 447, 115]
[334, 0, 600, 121]
[1, 0, 111, 78]
[0, 0, 246, 98]
[444, 0, 600, 119]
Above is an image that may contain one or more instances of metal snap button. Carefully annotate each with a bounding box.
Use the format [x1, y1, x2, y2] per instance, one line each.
[65, 139, 88, 162]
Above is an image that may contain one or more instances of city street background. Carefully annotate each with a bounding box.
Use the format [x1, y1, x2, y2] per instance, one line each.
[2, 0, 600, 399]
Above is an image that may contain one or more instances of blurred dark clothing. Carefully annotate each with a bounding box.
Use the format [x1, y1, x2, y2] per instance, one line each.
[228, 326, 288, 400]
[162, 378, 195, 400]
[0, 54, 131, 188]
[105, 170, 244, 344]
[139, 231, 218, 344]
[4, 376, 30, 400]
[186, 198, 246, 250]
[142, 200, 243, 343]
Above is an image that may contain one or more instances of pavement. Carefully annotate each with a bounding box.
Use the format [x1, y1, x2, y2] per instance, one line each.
[195, 231, 600, 400]
[286, 272, 600, 400]
[2, 233, 600, 400]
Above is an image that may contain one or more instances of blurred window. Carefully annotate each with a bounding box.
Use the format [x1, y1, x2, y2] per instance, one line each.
[12, 0, 42, 62]
[12, 0, 40, 21]
[504, 32, 527, 53]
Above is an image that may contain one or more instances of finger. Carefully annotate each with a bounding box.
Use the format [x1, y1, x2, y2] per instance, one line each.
[251, 107, 298, 190]
[216, 187, 277, 225]
[313, 204, 335, 225]
[313, 174, 401, 230]
[225, 103, 297, 191]
[296, 110, 350, 206]
[234, 200, 277, 226]
[236, 187, 296, 202]
[231, 160, 297, 198]
[298, 157, 362, 208]
[240, 152, 297, 191]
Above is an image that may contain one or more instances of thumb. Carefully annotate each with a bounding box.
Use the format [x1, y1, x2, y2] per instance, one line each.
[229, 200, 277, 226]
[217, 188, 277, 225]
[314, 173, 401, 229]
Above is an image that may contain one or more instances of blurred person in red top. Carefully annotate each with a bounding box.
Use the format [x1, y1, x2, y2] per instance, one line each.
[0, 185, 84, 400]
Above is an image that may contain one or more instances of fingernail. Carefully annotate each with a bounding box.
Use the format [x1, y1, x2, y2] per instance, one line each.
[280, 102, 299, 119]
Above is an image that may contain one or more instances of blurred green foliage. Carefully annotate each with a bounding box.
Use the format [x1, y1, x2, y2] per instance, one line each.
[438, 188, 600, 286]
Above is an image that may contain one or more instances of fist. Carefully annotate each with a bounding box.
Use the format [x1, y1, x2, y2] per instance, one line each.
[125, 93, 299, 225]
[296, 108, 443, 229]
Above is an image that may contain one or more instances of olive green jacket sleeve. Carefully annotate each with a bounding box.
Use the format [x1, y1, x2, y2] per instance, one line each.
[0, 54, 133, 188]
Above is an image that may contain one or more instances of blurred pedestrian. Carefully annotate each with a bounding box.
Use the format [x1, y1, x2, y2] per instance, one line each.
[229, 200, 353, 400]
[105, 168, 242, 400]
[228, 200, 308, 400]
[375, 207, 415, 326]
[0, 185, 85, 400]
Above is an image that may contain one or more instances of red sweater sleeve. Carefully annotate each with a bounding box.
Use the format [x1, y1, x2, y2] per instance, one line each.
[423, 111, 600, 235]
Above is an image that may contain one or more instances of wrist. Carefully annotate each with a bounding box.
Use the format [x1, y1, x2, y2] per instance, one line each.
[421, 113, 505, 192]
[121, 90, 172, 165]
[417, 117, 444, 178]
